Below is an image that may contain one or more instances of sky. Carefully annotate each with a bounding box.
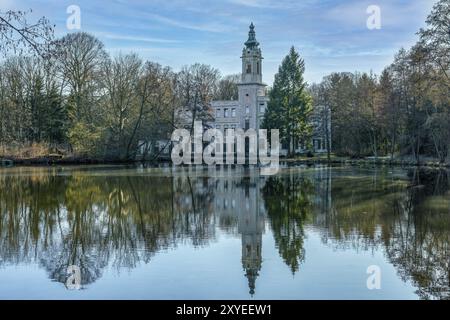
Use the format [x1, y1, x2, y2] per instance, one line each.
[1, 0, 438, 84]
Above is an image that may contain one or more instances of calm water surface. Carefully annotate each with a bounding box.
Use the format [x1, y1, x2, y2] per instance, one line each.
[0, 165, 448, 300]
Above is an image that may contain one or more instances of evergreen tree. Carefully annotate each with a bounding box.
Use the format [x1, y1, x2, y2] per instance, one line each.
[262, 47, 313, 156]
[45, 85, 67, 145]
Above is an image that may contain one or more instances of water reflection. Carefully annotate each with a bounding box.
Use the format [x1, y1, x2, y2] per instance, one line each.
[0, 165, 448, 299]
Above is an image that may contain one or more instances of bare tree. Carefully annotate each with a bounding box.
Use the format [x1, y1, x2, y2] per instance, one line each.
[0, 9, 54, 57]
[100, 53, 142, 158]
[57, 32, 107, 123]
[309, 83, 332, 161]
[127, 62, 176, 160]
[419, 0, 450, 86]
[176, 63, 220, 134]
[215, 73, 240, 100]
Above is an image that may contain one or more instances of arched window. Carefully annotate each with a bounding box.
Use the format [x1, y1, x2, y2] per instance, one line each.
[246, 63, 251, 74]
[256, 62, 260, 74]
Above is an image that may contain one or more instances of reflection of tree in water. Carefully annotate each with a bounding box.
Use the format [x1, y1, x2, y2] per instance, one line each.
[385, 169, 450, 300]
[320, 169, 404, 251]
[407, 168, 450, 199]
[262, 173, 313, 274]
[0, 167, 216, 287]
[172, 175, 216, 247]
[322, 168, 450, 300]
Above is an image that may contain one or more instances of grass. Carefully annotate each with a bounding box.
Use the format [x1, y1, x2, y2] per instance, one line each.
[0, 143, 68, 160]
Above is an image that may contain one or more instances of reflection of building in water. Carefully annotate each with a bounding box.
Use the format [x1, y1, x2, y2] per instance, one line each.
[238, 177, 265, 296]
[212, 169, 266, 295]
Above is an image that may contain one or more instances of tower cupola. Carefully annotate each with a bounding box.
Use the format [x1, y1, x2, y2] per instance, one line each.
[245, 23, 259, 49]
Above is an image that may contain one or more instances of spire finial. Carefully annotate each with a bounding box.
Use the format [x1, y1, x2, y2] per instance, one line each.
[245, 23, 259, 49]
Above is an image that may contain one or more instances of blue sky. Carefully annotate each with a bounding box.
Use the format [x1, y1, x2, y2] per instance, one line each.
[2, 0, 437, 84]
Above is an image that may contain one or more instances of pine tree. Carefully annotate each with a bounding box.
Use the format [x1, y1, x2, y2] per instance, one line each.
[45, 85, 67, 145]
[262, 47, 313, 156]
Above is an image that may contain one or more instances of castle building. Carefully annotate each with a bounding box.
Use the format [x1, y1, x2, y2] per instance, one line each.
[139, 23, 330, 158]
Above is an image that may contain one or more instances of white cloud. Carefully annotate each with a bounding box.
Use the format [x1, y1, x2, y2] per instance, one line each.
[96, 32, 181, 44]
[145, 13, 233, 33]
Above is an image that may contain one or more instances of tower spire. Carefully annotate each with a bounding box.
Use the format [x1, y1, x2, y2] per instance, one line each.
[245, 22, 259, 49]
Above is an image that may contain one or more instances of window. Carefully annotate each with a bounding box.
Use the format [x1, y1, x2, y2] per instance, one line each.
[231, 108, 236, 117]
[246, 63, 251, 74]
[245, 120, 250, 130]
[257, 62, 260, 74]
[231, 124, 236, 129]
[224, 108, 229, 118]
[259, 103, 265, 113]
[216, 108, 221, 118]
[224, 124, 229, 130]
[216, 139, 222, 153]
[245, 106, 249, 114]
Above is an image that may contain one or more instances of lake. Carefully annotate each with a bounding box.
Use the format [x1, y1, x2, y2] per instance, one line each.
[0, 165, 448, 300]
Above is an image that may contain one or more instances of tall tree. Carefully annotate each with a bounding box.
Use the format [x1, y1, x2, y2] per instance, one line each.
[57, 32, 107, 155]
[263, 47, 313, 156]
[378, 68, 400, 159]
[419, 0, 450, 87]
[356, 72, 380, 158]
[128, 62, 176, 160]
[100, 53, 142, 159]
[58, 32, 107, 123]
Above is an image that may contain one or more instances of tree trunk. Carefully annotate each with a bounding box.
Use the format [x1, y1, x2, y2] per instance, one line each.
[289, 136, 294, 158]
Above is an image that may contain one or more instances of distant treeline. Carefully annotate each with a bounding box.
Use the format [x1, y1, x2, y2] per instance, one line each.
[310, 1, 450, 163]
[0, 29, 241, 160]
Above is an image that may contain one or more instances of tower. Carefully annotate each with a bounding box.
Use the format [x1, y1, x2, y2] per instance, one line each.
[241, 22, 262, 84]
[238, 23, 268, 131]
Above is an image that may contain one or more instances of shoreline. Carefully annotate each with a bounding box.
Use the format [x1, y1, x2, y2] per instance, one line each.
[0, 157, 136, 167]
[281, 157, 450, 169]
[1, 155, 450, 169]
